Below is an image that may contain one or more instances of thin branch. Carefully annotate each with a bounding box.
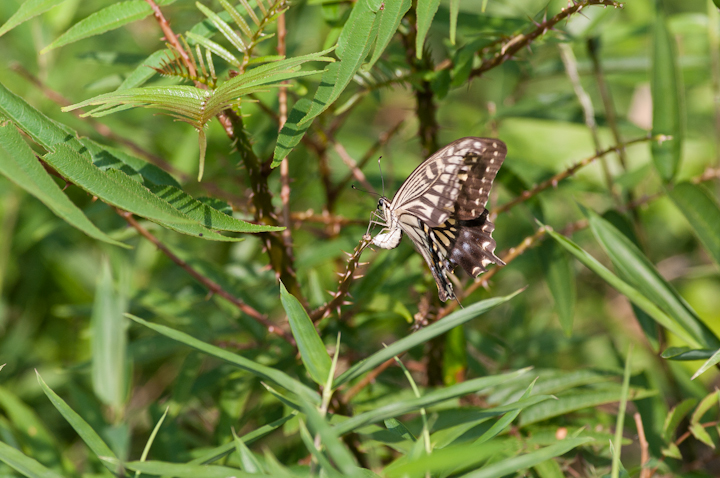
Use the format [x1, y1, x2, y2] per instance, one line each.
[118, 209, 295, 345]
[633, 413, 651, 478]
[470, 0, 624, 80]
[145, 0, 197, 78]
[277, 12, 294, 264]
[332, 141, 377, 196]
[309, 234, 373, 322]
[331, 119, 405, 202]
[559, 42, 614, 190]
[493, 135, 659, 216]
[343, 358, 395, 401]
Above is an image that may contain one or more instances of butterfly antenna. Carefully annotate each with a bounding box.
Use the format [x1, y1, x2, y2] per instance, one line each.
[454, 296, 464, 309]
[352, 184, 380, 197]
[378, 157, 385, 197]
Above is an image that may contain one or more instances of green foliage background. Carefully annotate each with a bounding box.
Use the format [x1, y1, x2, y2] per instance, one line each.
[0, 0, 720, 476]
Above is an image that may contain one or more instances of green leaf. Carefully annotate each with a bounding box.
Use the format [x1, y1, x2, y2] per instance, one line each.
[335, 368, 533, 435]
[42, 0, 176, 53]
[0, 0, 68, 38]
[449, 0, 459, 45]
[297, 420, 342, 477]
[519, 387, 655, 427]
[91, 259, 127, 408]
[689, 423, 715, 448]
[461, 437, 594, 478]
[366, 0, 411, 68]
[280, 281, 332, 385]
[0, 439, 65, 478]
[662, 442, 682, 459]
[690, 390, 720, 424]
[231, 428, 263, 473]
[0, 124, 127, 248]
[611, 347, 633, 478]
[661, 346, 715, 360]
[539, 240, 575, 336]
[415, 0, 440, 59]
[662, 398, 697, 442]
[334, 289, 523, 387]
[544, 226, 702, 348]
[669, 182, 720, 268]
[301, 1, 379, 124]
[147, 184, 282, 233]
[651, 13, 683, 182]
[44, 145, 244, 241]
[272, 98, 313, 165]
[585, 208, 720, 349]
[533, 458, 564, 478]
[101, 457, 256, 478]
[125, 314, 320, 402]
[301, 401, 359, 476]
[442, 325, 467, 385]
[691, 348, 720, 380]
[36, 373, 118, 475]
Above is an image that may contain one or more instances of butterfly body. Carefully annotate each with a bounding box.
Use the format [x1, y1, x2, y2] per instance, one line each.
[371, 137, 507, 301]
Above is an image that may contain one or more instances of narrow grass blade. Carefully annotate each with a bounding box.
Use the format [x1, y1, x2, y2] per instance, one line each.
[0, 0, 67, 38]
[0, 440, 65, 478]
[126, 314, 319, 402]
[611, 346, 633, 478]
[281, 281, 331, 385]
[335, 289, 522, 387]
[669, 182, 720, 268]
[36, 373, 118, 475]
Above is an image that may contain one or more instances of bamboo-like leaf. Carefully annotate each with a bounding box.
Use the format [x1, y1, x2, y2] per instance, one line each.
[585, 208, 720, 349]
[544, 226, 702, 347]
[91, 259, 128, 408]
[519, 387, 655, 427]
[36, 373, 119, 475]
[301, 402, 359, 476]
[300, 0, 380, 124]
[101, 457, 255, 478]
[231, 428, 263, 473]
[691, 348, 720, 380]
[273, 98, 312, 165]
[661, 346, 714, 360]
[280, 281, 332, 385]
[669, 182, 720, 268]
[335, 368, 533, 435]
[42, 0, 177, 53]
[690, 390, 720, 425]
[449, 0, 459, 45]
[335, 289, 523, 387]
[0, 440, 65, 478]
[385, 441, 511, 478]
[0, 0, 68, 38]
[539, 240, 575, 336]
[459, 438, 594, 478]
[125, 314, 320, 402]
[0, 124, 128, 248]
[611, 347, 633, 478]
[366, 0, 411, 69]
[651, 13, 683, 182]
[416, 0, 441, 59]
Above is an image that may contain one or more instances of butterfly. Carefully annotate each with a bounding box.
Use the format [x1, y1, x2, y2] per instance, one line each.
[370, 137, 507, 302]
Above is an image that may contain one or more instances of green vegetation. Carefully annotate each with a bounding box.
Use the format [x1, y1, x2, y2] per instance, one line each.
[1, 0, 719, 476]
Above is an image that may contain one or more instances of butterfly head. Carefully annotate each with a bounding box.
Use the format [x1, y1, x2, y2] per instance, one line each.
[377, 197, 390, 218]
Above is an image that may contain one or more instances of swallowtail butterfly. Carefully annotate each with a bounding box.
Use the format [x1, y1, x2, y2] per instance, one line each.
[371, 137, 506, 302]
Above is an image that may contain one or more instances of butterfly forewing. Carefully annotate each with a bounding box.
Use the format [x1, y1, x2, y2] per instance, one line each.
[372, 137, 507, 301]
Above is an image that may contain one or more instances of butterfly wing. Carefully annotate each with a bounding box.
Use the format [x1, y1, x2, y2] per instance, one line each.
[389, 138, 506, 228]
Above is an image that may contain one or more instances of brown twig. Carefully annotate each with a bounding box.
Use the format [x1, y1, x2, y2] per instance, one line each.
[145, 0, 196, 78]
[633, 413, 651, 478]
[558, 43, 614, 191]
[309, 234, 373, 322]
[492, 135, 659, 216]
[277, 12, 295, 264]
[118, 209, 295, 345]
[470, 0, 625, 80]
[343, 358, 395, 401]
